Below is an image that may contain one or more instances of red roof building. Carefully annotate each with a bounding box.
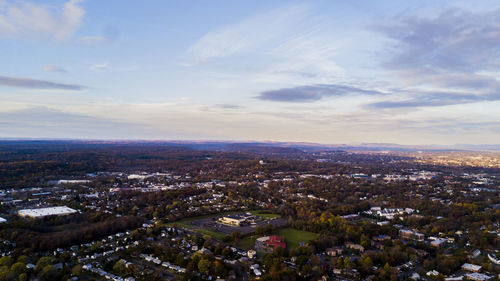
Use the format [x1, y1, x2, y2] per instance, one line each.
[266, 236, 286, 250]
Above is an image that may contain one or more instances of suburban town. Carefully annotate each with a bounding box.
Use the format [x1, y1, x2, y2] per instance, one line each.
[0, 141, 498, 281]
[1, 1, 500, 280]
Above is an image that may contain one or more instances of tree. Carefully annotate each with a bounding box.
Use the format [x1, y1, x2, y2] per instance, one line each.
[231, 231, 241, 240]
[71, 265, 82, 276]
[10, 262, 26, 275]
[16, 257, 28, 265]
[222, 248, 233, 258]
[0, 257, 12, 267]
[35, 257, 52, 272]
[40, 265, 58, 281]
[113, 260, 127, 275]
[198, 259, 211, 275]
[214, 261, 226, 277]
[359, 256, 373, 275]
[18, 273, 28, 281]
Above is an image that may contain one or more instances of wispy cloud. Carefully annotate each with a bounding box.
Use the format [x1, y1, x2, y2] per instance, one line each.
[0, 0, 85, 41]
[366, 7, 500, 110]
[368, 91, 500, 109]
[42, 65, 67, 73]
[257, 84, 384, 102]
[375, 8, 500, 74]
[0, 76, 84, 90]
[76, 27, 120, 45]
[91, 63, 110, 70]
[77, 36, 107, 45]
[182, 4, 311, 66]
[214, 104, 243, 109]
[0, 107, 143, 138]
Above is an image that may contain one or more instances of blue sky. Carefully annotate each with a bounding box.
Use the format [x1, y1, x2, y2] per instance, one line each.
[1, 0, 500, 144]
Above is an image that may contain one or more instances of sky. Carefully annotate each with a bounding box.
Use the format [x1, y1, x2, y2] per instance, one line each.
[1, 0, 500, 145]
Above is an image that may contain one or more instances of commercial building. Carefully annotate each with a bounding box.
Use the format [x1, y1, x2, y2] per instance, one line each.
[18, 206, 77, 218]
[399, 229, 424, 241]
[266, 236, 286, 250]
[218, 213, 256, 226]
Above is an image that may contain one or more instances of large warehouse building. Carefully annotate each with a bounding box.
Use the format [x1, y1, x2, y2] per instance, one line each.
[18, 206, 77, 218]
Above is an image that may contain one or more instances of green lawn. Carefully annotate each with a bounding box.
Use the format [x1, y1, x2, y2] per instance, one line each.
[196, 228, 227, 240]
[250, 210, 281, 219]
[235, 235, 258, 250]
[277, 228, 318, 250]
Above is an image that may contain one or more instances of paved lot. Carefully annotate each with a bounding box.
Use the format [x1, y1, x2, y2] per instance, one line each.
[191, 217, 286, 235]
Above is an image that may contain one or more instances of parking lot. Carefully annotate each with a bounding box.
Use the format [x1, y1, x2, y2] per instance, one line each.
[190, 217, 286, 235]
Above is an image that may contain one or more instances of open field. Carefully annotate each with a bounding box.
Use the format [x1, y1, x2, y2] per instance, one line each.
[277, 228, 318, 250]
[237, 235, 258, 250]
[249, 210, 281, 219]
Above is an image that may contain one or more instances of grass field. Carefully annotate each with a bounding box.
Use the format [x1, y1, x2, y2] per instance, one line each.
[236, 235, 258, 250]
[250, 210, 281, 219]
[196, 228, 226, 240]
[277, 228, 318, 250]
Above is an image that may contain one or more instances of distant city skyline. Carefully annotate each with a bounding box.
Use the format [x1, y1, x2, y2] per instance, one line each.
[1, 0, 500, 145]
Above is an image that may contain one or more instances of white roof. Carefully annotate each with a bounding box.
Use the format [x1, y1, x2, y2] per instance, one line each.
[0, 217, 6, 223]
[18, 206, 77, 218]
[462, 263, 481, 271]
[465, 273, 491, 281]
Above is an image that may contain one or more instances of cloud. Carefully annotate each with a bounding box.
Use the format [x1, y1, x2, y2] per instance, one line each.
[42, 65, 67, 73]
[375, 8, 500, 74]
[0, 107, 143, 138]
[0, 76, 84, 90]
[257, 84, 384, 102]
[182, 4, 310, 66]
[77, 36, 107, 45]
[91, 63, 110, 70]
[76, 27, 120, 45]
[368, 90, 500, 109]
[214, 104, 243, 109]
[0, 0, 85, 41]
[366, 7, 500, 110]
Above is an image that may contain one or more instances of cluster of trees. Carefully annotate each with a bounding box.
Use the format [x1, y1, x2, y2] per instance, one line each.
[0, 255, 81, 281]
[1, 215, 143, 250]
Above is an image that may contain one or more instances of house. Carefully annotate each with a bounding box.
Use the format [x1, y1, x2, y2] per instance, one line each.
[462, 263, 481, 272]
[431, 238, 448, 248]
[373, 235, 391, 241]
[410, 273, 421, 280]
[469, 249, 481, 259]
[445, 276, 464, 281]
[399, 229, 424, 241]
[345, 242, 364, 252]
[326, 247, 343, 257]
[247, 250, 256, 258]
[465, 273, 491, 281]
[427, 270, 440, 277]
[254, 269, 262, 276]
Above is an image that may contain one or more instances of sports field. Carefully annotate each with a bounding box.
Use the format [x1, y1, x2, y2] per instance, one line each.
[276, 228, 318, 250]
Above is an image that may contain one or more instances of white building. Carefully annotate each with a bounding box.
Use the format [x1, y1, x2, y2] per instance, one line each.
[465, 273, 491, 281]
[18, 206, 77, 218]
[462, 263, 481, 272]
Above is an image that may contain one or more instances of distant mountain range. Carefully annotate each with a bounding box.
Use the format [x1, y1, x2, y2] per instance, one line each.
[1, 139, 500, 153]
